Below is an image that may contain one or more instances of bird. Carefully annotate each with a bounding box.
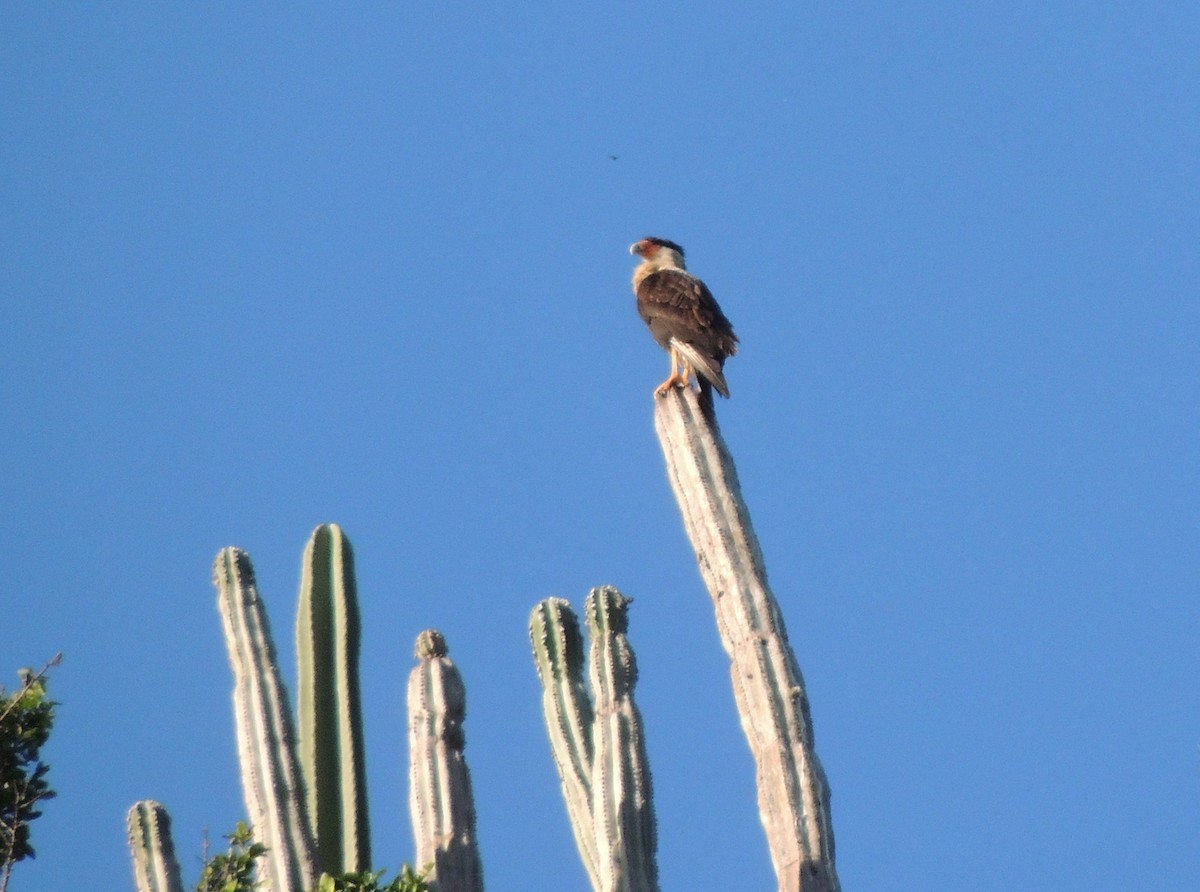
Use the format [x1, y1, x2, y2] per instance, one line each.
[629, 236, 739, 404]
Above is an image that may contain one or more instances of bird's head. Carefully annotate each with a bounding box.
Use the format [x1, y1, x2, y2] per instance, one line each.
[629, 237, 687, 270]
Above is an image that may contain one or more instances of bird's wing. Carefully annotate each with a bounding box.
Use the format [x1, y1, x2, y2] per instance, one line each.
[637, 269, 738, 357]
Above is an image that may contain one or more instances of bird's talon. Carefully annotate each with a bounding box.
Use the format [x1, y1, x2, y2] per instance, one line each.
[654, 373, 689, 396]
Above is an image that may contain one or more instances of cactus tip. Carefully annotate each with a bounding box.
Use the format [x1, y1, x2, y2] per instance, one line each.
[415, 629, 448, 660]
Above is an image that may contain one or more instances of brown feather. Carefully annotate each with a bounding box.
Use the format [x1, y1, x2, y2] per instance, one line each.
[636, 268, 738, 397]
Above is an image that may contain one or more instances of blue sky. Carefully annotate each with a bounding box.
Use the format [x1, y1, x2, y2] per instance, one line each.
[3, 4, 1197, 890]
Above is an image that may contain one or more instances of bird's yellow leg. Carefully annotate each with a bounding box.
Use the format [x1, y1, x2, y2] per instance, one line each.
[655, 347, 685, 396]
[677, 361, 694, 390]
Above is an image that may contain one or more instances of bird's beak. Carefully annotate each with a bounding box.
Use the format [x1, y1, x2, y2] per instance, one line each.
[629, 241, 642, 256]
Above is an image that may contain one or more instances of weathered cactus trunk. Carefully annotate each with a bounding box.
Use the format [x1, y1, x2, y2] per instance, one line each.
[214, 547, 319, 892]
[126, 800, 184, 892]
[296, 523, 371, 874]
[530, 589, 659, 892]
[407, 629, 484, 892]
[652, 389, 839, 892]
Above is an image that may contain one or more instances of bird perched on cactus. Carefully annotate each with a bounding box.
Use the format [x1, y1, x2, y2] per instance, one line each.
[629, 237, 739, 405]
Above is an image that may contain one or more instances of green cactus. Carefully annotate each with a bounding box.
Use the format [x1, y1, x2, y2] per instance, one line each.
[297, 523, 371, 874]
[653, 388, 839, 892]
[406, 630, 483, 892]
[126, 800, 184, 892]
[530, 589, 658, 892]
[528, 597, 599, 888]
[214, 547, 319, 892]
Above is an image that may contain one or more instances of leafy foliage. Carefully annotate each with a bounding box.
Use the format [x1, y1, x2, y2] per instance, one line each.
[195, 822, 428, 892]
[196, 822, 266, 892]
[0, 655, 60, 892]
[314, 864, 429, 892]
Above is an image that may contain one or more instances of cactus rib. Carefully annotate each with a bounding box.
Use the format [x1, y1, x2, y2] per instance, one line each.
[653, 389, 839, 892]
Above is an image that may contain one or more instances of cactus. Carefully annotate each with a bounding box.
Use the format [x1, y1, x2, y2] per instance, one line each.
[407, 629, 483, 892]
[528, 598, 599, 888]
[584, 587, 658, 892]
[214, 547, 319, 892]
[530, 589, 658, 892]
[296, 523, 371, 874]
[127, 800, 184, 892]
[653, 388, 839, 892]
[130, 386, 844, 892]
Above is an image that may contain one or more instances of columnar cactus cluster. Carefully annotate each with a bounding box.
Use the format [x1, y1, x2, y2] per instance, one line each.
[530, 588, 658, 892]
[127, 526, 467, 892]
[128, 391, 839, 892]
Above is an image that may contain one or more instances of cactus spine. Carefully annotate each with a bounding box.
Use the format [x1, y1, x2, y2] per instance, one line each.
[530, 589, 658, 892]
[296, 523, 370, 874]
[127, 800, 184, 892]
[653, 389, 839, 892]
[214, 547, 319, 892]
[407, 629, 483, 892]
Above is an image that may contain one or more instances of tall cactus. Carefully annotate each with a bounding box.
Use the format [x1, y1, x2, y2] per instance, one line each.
[653, 388, 839, 892]
[296, 523, 370, 874]
[127, 800, 184, 892]
[214, 547, 319, 892]
[530, 589, 658, 892]
[528, 598, 598, 887]
[407, 629, 483, 892]
[584, 587, 658, 892]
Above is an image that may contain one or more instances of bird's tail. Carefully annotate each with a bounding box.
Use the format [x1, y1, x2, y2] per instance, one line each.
[673, 340, 731, 399]
[697, 377, 717, 422]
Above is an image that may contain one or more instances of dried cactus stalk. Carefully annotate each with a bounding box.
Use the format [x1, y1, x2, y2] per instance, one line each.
[296, 523, 370, 874]
[584, 587, 659, 892]
[653, 389, 839, 892]
[214, 547, 318, 892]
[127, 800, 184, 892]
[529, 597, 599, 887]
[407, 629, 484, 892]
